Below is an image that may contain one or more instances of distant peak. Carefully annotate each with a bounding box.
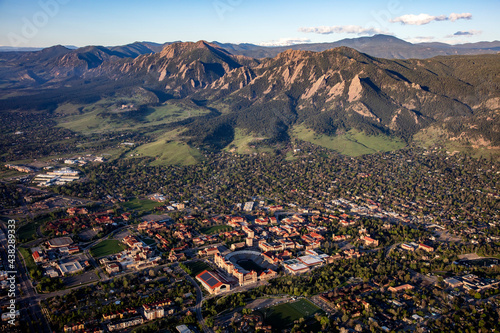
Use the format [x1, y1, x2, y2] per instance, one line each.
[276, 48, 311, 59]
[195, 40, 210, 47]
[42, 44, 70, 51]
[159, 40, 227, 59]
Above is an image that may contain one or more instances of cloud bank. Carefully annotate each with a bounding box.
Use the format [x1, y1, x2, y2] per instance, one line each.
[298, 25, 389, 36]
[390, 12, 472, 25]
[258, 38, 311, 47]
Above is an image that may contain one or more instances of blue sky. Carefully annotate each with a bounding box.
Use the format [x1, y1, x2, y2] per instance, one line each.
[0, 0, 498, 47]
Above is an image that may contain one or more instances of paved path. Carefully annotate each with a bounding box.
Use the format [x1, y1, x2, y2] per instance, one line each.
[175, 264, 213, 333]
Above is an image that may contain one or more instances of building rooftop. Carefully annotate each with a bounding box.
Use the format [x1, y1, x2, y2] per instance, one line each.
[47, 236, 73, 248]
[297, 255, 324, 266]
[196, 270, 224, 289]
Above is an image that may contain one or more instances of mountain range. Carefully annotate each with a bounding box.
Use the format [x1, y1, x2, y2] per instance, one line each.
[2, 35, 500, 59]
[0, 35, 499, 157]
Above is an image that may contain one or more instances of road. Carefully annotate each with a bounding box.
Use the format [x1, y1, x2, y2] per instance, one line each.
[175, 264, 213, 333]
[0, 221, 52, 333]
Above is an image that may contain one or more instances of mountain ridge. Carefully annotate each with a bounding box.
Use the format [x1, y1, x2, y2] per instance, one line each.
[2, 35, 500, 59]
[0, 39, 499, 155]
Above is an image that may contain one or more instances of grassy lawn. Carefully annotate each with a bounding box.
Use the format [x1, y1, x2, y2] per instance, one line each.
[264, 299, 322, 327]
[292, 125, 405, 156]
[19, 247, 38, 274]
[90, 240, 127, 258]
[183, 261, 211, 277]
[141, 237, 157, 246]
[18, 221, 41, 243]
[131, 128, 203, 166]
[121, 198, 163, 212]
[200, 225, 232, 235]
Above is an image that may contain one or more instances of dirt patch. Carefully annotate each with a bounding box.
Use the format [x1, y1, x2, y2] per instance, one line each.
[246, 297, 291, 310]
[457, 253, 481, 260]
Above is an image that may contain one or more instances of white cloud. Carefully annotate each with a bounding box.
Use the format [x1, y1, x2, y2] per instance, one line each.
[298, 25, 389, 36]
[407, 36, 436, 43]
[390, 12, 472, 25]
[257, 38, 311, 47]
[448, 13, 473, 22]
[448, 30, 482, 37]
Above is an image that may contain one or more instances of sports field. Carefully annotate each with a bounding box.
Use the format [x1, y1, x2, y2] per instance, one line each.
[90, 239, 127, 258]
[264, 299, 321, 327]
[183, 261, 211, 277]
[200, 225, 232, 235]
[120, 198, 163, 211]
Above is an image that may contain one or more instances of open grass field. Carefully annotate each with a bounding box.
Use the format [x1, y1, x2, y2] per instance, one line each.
[121, 198, 163, 212]
[200, 225, 232, 235]
[57, 100, 208, 134]
[224, 128, 272, 155]
[264, 299, 322, 327]
[292, 125, 405, 156]
[90, 239, 127, 258]
[144, 103, 209, 123]
[414, 126, 500, 159]
[131, 128, 203, 166]
[183, 261, 211, 277]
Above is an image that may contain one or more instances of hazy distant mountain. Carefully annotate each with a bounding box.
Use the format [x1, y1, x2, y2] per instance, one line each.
[1, 40, 498, 151]
[108, 41, 172, 58]
[2, 35, 499, 60]
[0, 45, 78, 52]
[213, 35, 500, 59]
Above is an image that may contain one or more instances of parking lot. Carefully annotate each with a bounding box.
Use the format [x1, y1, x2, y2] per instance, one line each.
[63, 270, 100, 288]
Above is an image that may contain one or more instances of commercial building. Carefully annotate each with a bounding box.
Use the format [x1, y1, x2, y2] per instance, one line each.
[196, 270, 231, 294]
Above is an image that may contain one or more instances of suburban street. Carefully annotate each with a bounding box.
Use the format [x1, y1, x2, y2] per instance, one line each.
[174, 263, 213, 333]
